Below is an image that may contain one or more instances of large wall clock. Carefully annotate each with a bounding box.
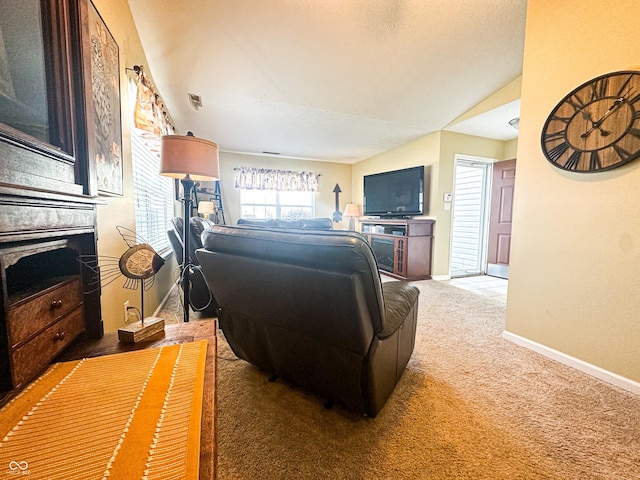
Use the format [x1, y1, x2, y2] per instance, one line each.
[541, 70, 640, 172]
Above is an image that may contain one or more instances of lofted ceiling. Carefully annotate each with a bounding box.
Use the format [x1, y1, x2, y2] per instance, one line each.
[127, 0, 526, 163]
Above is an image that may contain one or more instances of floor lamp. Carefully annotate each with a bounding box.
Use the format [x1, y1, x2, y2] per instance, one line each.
[160, 133, 220, 323]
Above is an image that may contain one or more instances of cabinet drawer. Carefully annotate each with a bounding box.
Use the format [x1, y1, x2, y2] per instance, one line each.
[7, 278, 83, 348]
[11, 306, 84, 388]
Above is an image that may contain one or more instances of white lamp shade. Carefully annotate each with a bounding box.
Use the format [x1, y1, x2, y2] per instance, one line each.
[197, 201, 215, 215]
[160, 134, 220, 181]
[343, 203, 360, 217]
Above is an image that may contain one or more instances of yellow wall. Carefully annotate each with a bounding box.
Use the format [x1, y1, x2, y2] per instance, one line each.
[91, 0, 177, 332]
[446, 76, 522, 127]
[209, 152, 353, 228]
[506, 0, 640, 382]
[352, 130, 510, 277]
[351, 130, 441, 219]
[504, 138, 518, 160]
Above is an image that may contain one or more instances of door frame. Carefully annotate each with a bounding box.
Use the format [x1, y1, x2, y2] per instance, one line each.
[449, 154, 495, 278]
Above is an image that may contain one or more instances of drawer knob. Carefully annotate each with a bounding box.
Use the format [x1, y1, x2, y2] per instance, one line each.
[53, 331, 66, 341]
[50, 300, 63, 310]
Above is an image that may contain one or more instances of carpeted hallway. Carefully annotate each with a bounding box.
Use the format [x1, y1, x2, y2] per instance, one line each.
[164, 279, 640, 479]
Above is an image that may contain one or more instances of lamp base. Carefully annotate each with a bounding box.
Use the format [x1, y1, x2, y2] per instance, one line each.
[181, 176, 196, 323]
[118, 317, 165, 343]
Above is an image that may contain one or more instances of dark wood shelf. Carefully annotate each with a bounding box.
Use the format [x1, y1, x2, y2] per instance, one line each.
[360, 218, 435, 280]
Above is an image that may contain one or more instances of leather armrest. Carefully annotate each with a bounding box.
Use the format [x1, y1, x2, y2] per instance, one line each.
[378, 281, 420, 339]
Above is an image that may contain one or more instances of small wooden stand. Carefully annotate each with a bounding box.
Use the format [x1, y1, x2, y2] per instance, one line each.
[117, 317, 165, 343]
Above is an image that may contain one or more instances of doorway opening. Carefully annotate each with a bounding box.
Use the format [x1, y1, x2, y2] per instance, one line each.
[449, 156, 492, 278]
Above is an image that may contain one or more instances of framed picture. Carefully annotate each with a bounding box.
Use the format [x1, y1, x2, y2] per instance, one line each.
[87, 1, 123, 196]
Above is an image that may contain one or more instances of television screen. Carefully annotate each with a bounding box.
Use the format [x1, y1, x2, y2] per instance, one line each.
[363, 166, 424, 217]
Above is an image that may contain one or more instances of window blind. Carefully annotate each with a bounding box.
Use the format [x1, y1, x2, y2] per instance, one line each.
[128, 76, 174, 256]
[131, 130, 174, 255]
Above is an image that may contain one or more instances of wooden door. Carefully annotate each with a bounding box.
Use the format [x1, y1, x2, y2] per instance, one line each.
[487, 159, 516, 279]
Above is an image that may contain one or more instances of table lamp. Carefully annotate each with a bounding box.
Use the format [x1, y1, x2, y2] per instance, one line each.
[160, 133, 219, 322]
[197, 201, 216, 221]
[343, 203, 360, 231]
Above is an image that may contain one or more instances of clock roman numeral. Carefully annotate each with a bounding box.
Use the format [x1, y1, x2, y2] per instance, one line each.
[629, 128, 640, 139]
[616, 74, 635, 98]
[629, 93, 640, 105]
[566, 94, 586, 112]
[564, 150, 582, 170]
[547, 142, 570, 163]
[544, 130, 566, 142]
[613, 144, 631, 161]
[590, 77, 609, 101]
[632, 110, 640, 121]
[551, 114, 572, 124]
[589, 151, 601, 170]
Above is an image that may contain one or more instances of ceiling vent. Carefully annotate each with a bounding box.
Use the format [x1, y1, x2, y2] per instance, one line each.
[188, 93, 202, 110]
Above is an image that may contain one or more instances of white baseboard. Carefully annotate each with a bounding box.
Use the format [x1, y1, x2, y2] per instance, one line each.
[431, 274, 451, 281]
[502, 330, 640, 396]
[153, 283, 179, 318]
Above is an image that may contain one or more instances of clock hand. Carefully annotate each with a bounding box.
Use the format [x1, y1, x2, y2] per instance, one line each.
[581, 110, 610, 137]
[581, 111, 594, 122]
[581, 85, 634, 138]
[580, 96, 625, 138]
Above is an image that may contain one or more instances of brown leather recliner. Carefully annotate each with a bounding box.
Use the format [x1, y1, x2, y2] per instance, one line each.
[196, 225, 420, 417]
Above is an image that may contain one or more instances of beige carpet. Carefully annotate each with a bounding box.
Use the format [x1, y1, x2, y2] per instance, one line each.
[167, 279, 640, 479]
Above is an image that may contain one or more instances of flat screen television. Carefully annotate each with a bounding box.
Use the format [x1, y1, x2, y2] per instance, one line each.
[363, 166, 424, 217]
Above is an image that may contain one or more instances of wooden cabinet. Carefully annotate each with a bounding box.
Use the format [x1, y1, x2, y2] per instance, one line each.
[360, 218, 435, 281]
[0, 0, 98, 196]
[7, 278, 83, 348]
[0, 239, 99, 392]
[0, 0, 103, 396]
[10, 295, 84, 388]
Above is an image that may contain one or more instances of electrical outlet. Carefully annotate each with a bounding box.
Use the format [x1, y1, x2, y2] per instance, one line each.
[123, 300, 130, 323]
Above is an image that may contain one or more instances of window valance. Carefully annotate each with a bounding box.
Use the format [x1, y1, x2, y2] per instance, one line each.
[132, 65, 175, 148]
[234, 167, 320, 191]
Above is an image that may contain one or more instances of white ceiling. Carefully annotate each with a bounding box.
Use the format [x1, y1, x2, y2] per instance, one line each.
[127, 0, 526, 163]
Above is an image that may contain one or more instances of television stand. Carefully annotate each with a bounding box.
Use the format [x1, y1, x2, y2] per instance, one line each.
[360, 218, 435, 281]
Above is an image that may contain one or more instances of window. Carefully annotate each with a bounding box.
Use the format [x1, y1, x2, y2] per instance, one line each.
[131, 134, 174, 254]
[129, 80, 174, 254]
[240, 189, 315, 220]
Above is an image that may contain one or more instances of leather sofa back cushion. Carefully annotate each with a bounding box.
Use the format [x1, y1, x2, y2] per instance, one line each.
[237, 217, 333, 230]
